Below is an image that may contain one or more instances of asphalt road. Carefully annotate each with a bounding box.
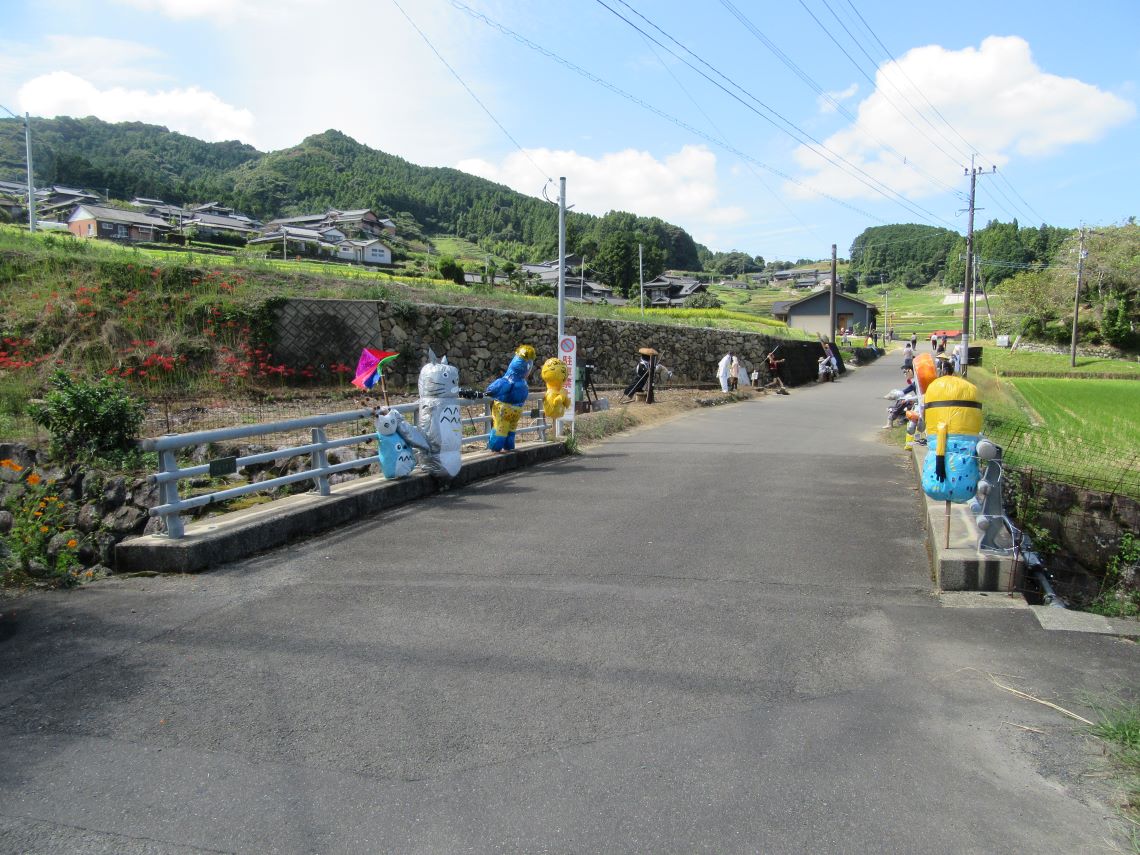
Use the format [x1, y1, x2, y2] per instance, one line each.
[2, 355, 1137, 854]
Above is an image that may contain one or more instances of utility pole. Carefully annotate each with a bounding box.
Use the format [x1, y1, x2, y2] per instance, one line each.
[557, 177, 566, 339]
[1070, 227, 1087, 367]
[972, 254, 979, 336]
[881, 274, 889, 339]
[638, 243, 644, 317]
[960, 158, 995, 377]
[1, 106, 36, 232]
[23, 113, 35, 233]
[829, 244, 837, 342]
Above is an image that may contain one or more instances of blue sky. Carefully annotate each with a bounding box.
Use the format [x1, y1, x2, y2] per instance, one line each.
[1, 0, 1136, 260]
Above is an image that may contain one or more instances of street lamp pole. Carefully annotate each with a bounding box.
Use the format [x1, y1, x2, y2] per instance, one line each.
[1, 106, 35, 232]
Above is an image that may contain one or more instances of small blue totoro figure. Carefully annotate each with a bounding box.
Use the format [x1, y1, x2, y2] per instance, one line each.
[375, 408, 417, 479]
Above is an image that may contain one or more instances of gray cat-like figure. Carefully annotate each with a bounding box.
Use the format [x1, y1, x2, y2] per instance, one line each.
[415, 349, 464, 478]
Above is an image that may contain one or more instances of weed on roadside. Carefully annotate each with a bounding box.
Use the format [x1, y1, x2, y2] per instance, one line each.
[1085, 694, 1140, 849]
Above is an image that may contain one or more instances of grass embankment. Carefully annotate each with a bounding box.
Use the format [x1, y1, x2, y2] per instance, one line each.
[982, 347, 1140, 378]
[880, 285, 997, 337]
[1086, 696, 1140, 849]
[0, 226, 801, 403]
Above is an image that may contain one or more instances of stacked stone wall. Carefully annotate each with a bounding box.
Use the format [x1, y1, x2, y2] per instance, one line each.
[271, 299, 833, 391]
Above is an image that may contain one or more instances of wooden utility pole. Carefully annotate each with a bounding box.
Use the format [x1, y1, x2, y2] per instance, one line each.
[1070, 227, 1087, 367]
[829, 243, 837, 342]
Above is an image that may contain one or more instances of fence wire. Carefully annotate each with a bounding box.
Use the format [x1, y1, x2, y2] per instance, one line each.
[984, 415, 1140, 500]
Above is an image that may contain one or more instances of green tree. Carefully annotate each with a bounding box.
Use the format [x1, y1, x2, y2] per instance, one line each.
[436, 255, 465, 285]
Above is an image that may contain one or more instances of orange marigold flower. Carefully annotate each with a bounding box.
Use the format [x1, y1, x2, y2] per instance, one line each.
[39, 525, 49, 533]
[67, 539, 78, 548]
[26, 472, 42, 485]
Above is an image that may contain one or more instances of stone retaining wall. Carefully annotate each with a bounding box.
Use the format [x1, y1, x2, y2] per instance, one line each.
[1005, 472, 1140, 602]
[1007, 341, 1135, 360]
[271, 299, 833, 391]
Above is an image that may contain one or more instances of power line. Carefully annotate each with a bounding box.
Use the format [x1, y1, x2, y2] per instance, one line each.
[995, 170, 1049, 225]
[977, 178, 1035, 225]
[818, 0, 973, 162]
[448, 0, 888, 223]
[715, 0, 961, 197]
[796, 0, 969, 168]
[390, 0, 552, 186]
[595, 0, 957, 228]
[841, 0, 1049, 228]
[840, 0, 977, 161]
[634, 28, 820, 238]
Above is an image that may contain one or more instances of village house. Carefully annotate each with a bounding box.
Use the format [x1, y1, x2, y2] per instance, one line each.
[67, 204, 171, 242]
[521, 256, 622, 304]
[642, 273, 707, 307]
[264, 208, 390, 240]
[249, 224, 393, 266]
[770, 290, 879, 336]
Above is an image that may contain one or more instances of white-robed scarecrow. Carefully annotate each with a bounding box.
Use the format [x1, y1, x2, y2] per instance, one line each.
[716, 353, 732, 393]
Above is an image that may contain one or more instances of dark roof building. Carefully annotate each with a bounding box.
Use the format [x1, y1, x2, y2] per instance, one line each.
[770, 289, 878, 336]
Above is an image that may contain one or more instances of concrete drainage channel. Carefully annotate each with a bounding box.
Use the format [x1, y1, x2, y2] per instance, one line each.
[912, 444, 1140, 637]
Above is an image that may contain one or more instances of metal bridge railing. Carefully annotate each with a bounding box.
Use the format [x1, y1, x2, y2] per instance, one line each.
[141, 395, 550, 538]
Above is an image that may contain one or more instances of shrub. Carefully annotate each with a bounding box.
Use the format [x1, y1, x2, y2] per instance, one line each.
[682, 292, 724, 309]
[0, 461, 82, 587]
[28, 370, 146, 457]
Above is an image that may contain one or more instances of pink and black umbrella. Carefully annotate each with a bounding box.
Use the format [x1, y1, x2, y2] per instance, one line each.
[351, 348, 399, 404]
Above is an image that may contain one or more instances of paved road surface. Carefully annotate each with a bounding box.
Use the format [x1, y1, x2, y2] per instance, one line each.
[2, 356, 1137, 853]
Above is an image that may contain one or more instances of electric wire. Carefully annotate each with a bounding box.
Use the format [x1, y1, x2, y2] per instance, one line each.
[817, 0, 973, 163]
[390, 0, 552, 186]
[635, 27, 820, 239]
[841, 0, 981, 163]
[995, 170, 1049, 225]
[842, 0, 1049, 226]
[796, 0, 969, 169]
[596, 0, 957, 228]
[448, 0, 887, 223]
[978, 178, 1036, 225]
[716, 0, 960, 196]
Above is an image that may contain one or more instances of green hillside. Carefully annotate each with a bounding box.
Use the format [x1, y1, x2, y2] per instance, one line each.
[0, 117, 701, 273]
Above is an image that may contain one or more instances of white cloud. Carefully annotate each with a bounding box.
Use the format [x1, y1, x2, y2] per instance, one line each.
[114, 0, 305, 21]
[790, 36, 1135, 202]
[0, 34, 169, 96]
[458, 144, 746, 244]
[200, 4, 498, 163]
[18, 71, 256, 143]
[817, 82, 858, 114]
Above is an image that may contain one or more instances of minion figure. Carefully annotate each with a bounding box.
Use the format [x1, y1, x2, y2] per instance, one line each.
[921, 374, 983, 503]
[540, 357, 571, 421]
[485, 344, 535, 451]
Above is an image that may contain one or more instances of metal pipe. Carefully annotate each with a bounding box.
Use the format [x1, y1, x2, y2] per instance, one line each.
[1033, 570, 1067, 609]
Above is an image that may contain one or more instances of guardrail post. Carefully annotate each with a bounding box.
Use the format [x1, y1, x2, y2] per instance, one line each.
[312, 427, 331, 496]
[158, 449, 185, 539]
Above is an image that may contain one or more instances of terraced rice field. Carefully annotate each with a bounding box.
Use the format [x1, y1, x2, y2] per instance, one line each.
[1009, 378, 1140, 449]
[994, 377, 1140, 494]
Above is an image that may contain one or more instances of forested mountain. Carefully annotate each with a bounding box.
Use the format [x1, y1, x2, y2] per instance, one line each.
[0, 116, 260, 203]
[850, 221, 1075, 289]
[848, 224, 962, 287]
[0, 116, 701, 271]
